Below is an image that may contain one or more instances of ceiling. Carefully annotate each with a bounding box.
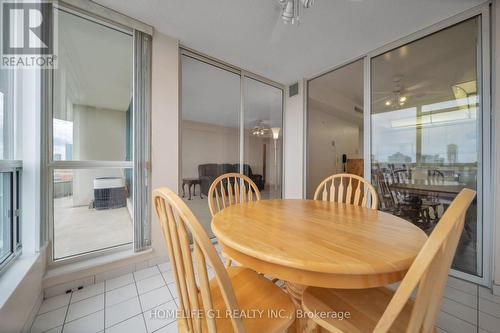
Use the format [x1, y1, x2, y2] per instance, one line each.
[309, 58, 364, 107]
[371, 17, 478, 113]
[305, 16, 478, 124]
[181, 55, 283, 129]
[57, 9, 133, 112]
[93, 0, 485, 84]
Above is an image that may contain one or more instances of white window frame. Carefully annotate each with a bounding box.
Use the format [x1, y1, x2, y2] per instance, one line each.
[43, 2, 152, 266]
[0, 67, 22, 274]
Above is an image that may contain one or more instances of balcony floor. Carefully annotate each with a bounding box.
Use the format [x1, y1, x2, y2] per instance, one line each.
[54, 197, 133, 259]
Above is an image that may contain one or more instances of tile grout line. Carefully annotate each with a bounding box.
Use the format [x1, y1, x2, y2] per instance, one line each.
[148, 264, 175, 333]
[443, 286, 479, 310]
[439, 307, 478, 327]
[446, 283, 480, 299]
[60, 291, 73, 333]
[103, 280, 106, 333]
[133, 266, 149, 333]
[160, 268, 177, 301]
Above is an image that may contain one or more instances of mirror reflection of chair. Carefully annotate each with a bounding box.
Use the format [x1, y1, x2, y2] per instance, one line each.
[314, 173, 378, 209]
[153, 187, 295, 333]
[302, 189, 476, 333]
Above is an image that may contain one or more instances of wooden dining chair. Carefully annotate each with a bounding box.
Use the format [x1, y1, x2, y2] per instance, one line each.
[313, 173, 379, 209]
[208, 173, 261, 267]
[153, 187, 295, 333]
[302, 188, 476, 333]
[208, 173, 261, 216]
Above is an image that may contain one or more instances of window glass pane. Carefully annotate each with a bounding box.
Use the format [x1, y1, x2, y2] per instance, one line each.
[53, 168, 133, 259]
[0, 69, 13, 160]
[306, 59, 364, 198]
[370, 17, 481, 275]
[243, 77, 283, 199]
[180, 55, 241, 238]
[0, 173, 12, 263]
[53, 10, 133, 161]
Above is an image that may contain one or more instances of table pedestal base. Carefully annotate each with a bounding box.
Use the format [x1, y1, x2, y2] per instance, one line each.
[285, 282, 308, 333]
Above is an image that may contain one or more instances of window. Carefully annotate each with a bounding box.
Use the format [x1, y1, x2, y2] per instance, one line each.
[370, 17, 485, 277]
[48, 8, 151, 261]
[0, 67, 22, 273]
[306, 59, 364, 198]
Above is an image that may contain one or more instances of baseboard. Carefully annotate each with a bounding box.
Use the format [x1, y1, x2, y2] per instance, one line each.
[43, 252, 168, 298]
[493, 283, 500, 296]
[21, 291, 43, 333]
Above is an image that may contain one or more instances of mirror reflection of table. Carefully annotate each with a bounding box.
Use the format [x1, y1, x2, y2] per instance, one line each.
[389, 180, 466, 199]
[212, 199, 428, 333]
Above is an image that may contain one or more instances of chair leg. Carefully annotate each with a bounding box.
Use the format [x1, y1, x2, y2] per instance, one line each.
[305, 319, 319, 333]
[225, 257, 232, 268]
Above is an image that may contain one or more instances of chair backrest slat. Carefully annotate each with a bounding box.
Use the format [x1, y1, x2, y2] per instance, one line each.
[373, 189, 476, 333]
[208, 173, 261, 217]
[337, 177, 345, 202]
[346, 178, 353, 204]
[194, 243, 217, 333]
[314, 173, 378, 209]
[178, 219, 202, 332]
[154, 187, 247, 333]
[165, 203, 194, 331]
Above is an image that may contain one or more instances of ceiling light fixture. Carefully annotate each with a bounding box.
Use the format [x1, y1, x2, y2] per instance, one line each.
[279, 0, 315, 25]
[384, 76, 408, 108]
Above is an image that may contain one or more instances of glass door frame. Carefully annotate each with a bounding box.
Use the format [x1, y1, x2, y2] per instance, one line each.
[178, 48, 286, 212]
[304, 3, 492, 286]
[43, 2, 152, 266]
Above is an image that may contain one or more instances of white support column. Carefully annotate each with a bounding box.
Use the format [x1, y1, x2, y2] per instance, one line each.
[283, 80, 305, 199]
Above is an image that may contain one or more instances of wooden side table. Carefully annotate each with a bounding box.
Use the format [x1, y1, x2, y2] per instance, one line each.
[182, 178, 203, 200]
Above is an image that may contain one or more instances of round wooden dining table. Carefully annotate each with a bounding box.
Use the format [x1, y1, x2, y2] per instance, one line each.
[211, 199, 428, 328]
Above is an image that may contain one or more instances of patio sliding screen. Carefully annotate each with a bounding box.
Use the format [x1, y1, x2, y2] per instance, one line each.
[370, 17, 483, 276]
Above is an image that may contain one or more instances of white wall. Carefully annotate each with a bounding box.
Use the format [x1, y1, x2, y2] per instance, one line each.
[283, 81, 305, 199]
[72, 105, 127, 206]
[306, 102, 362, 198]
[181, 120, 239, 178]
[0, 251, 46, 333]
[181, 120, 279, 186]
[151, 31, 180, 257]
[73, 105, 127, 161]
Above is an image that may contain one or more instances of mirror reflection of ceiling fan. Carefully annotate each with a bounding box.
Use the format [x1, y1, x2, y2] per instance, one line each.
[372, 75, 437, 107]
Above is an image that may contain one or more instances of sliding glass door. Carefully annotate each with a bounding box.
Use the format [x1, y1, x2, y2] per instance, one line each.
[306, 10, 490, 282]
[180, 55, 240, 238]
[50, 8, 137, 260]
[370, 17, 484, 276]
[181, 52, 284, 238]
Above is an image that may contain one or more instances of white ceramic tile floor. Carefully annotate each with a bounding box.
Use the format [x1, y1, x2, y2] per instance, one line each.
[30, 245, 224, 333]
[30, 263, 180, 333]
[105, 283, 138, 307]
